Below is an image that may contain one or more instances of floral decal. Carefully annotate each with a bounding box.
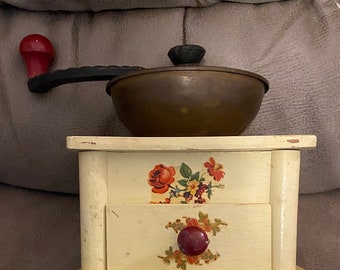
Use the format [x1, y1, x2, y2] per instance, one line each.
[158, 247, 219, 269]
[148, 157, 225, 204]
[148, 164, 176, 194]
[204, 157, 225, 181]
[158, 212, 228, 269]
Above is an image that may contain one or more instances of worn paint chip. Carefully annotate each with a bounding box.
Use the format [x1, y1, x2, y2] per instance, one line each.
[81, 141, 97, 145]
[287, 139, 300, 143]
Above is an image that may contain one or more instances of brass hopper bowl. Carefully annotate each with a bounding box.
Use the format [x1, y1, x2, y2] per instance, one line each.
[106, 45, 269, 136]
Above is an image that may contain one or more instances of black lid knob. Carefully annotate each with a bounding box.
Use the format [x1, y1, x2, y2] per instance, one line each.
[168, 44, 206, 65]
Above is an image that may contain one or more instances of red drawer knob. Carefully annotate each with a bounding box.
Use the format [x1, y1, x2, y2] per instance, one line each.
[177, 226, 210, 256]
[19, 34, 55, 78]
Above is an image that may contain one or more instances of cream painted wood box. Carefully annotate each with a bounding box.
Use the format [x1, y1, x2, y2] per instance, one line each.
[67, 135, 316, 270]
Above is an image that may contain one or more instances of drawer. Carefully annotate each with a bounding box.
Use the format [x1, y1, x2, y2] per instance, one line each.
[106, 204, 272, 270]
[107, 151, 271, 204]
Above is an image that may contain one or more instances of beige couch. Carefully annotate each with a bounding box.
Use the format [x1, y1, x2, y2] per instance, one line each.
[0, 0, 339, 269]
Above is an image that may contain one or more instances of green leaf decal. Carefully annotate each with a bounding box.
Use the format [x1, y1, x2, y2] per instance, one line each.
[199, 212, 208, 221]
[190, 171, 200, 180]
[165, 246, 173, 255]
[177, 179, 188, 187]
[180, 163, 192, 178]
[180, 262, 186, 270]
[207, 188, 213, 199]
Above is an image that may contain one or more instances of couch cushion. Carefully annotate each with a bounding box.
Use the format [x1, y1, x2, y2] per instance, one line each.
[1, 0, 284, 12]
[0, 183, 80, 270]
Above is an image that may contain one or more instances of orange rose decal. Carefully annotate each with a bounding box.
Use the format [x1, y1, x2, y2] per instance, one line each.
[148, 164, 175, 194]
[204, 157, 225, 181]
[185, 218, 199, 227]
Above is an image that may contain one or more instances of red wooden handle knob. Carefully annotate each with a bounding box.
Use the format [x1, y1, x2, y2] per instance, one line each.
[177, 226, 210, 256]
[19, 34, 55, 78]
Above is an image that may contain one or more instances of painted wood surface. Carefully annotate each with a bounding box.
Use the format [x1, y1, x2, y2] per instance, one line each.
[107, 151, 271, 204]
[72, 136, 316, 270]
[106, 204, 272, 270]
[270, 150, 301, 270]
[67, 135, 316, 152]
[78, 151, 108, 270]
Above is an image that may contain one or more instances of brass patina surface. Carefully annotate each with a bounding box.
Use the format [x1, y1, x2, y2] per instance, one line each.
[107, 66, 268, 136]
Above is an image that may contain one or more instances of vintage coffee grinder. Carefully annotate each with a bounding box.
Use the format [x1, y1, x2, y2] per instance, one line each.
[20, 34, 316, 270]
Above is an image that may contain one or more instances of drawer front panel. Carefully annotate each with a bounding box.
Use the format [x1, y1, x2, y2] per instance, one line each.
[106, 204, 271, 270]
[107, 151, 271, 204]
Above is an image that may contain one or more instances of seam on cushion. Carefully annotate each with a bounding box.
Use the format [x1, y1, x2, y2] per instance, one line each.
[0, 1, 289, 12]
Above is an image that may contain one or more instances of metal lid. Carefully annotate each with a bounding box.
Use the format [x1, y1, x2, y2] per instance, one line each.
[106, 44, 269, 95]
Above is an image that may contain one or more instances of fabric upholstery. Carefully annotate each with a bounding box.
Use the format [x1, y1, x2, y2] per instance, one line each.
[297, 189, 340, 269]
[0, 0, 340, 194]
[0, 184, 80, 270]
[1, 0, 284, 12]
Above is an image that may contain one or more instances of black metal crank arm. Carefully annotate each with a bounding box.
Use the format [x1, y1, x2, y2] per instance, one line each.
[27, 65, 143, 93]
